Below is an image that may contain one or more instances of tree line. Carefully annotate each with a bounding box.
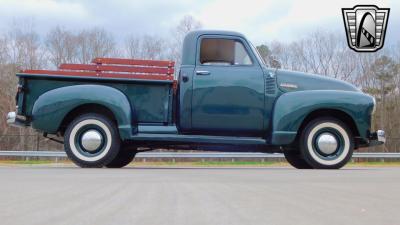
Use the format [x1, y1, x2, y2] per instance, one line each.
[0, 16, 399, 152]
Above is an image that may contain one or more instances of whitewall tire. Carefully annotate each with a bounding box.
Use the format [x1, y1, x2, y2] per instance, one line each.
[64, 113, 121, 168]
[300, 117, 354, 169]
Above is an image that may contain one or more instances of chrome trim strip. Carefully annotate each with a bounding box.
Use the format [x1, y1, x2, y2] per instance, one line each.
[279, 82, 298, 89]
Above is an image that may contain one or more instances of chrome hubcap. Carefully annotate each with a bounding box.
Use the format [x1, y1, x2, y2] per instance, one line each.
[81, 130, 103, 152]
[316, 133, 338, 155]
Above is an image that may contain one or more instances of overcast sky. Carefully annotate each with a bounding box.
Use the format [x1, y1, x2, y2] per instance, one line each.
[0, 0, 398, 45]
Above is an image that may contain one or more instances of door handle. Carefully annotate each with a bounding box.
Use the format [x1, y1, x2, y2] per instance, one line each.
[196, 70, 211, 75]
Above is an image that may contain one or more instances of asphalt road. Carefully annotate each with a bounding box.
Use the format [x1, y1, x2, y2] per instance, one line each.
[0, 166, 399, 225]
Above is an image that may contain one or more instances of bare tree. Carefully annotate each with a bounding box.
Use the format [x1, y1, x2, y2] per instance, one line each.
[0, 35, 9, 64]
[169, 15, 202, 64]
[125, 15, 202, 64]
[76, 28, 116, 64]
[46, 26, 78, 67]
[125, 35, 141, 59]
[0, 19, 46, 147]
[265, 30, 361, 82]
[142, 35, 165, 59]
[7, 19, 46, 70]
[125, 35, 166, 59]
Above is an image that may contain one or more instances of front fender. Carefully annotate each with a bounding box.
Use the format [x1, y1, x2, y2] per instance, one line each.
[271, 90, 374, 145]
[32, 85, 134, 140]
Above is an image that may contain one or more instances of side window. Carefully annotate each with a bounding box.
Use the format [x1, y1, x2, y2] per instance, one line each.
[200, 38, 252, 66]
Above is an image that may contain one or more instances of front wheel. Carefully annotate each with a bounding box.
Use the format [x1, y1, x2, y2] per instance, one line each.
[300, 117, 354, 169]
[64, 113, 121, 168]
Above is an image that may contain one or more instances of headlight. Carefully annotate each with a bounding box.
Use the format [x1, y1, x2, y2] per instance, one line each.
[371, 97, 376, 114]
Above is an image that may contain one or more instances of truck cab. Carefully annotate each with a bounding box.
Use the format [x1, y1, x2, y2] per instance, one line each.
[178, 31, 271, 135]
[6, 30, 385, 169]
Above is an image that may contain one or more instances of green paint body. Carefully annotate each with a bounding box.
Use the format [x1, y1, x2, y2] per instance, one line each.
[15, 30, 375, 147]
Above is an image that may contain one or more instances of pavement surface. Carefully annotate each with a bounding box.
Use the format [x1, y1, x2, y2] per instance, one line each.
[0, 166, 399, 225]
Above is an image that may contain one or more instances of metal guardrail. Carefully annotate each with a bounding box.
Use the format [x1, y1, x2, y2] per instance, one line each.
[0, 151, 400, 158]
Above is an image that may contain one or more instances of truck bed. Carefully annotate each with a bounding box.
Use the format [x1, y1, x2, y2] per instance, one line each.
[17, 58, 176, 125]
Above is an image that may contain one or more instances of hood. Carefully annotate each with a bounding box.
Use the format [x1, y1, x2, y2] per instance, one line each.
[276, 69, 360, 93]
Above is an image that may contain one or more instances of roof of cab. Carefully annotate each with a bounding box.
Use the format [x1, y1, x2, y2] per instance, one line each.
[185, 30, 246, 39]
[181, 30, 247, 66]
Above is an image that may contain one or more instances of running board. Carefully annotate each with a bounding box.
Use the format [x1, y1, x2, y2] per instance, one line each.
[130, 133, 267, 145]
[138, 125, 178, 134]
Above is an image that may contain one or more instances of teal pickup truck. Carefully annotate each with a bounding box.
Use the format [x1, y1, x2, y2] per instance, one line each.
[6, 30, 385, 169]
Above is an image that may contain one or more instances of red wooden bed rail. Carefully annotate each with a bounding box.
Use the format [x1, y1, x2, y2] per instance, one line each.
[92, 58, 175, 68]
[58, 64, 173, 75]
[22, 57, 175, 81]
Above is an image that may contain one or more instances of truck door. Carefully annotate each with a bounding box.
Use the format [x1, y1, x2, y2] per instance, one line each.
[191, 35, 265, 135]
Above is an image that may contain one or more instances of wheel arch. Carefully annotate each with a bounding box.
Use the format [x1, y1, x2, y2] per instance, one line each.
[59, 103, 117, 135]
[294, 109, 360, 148]
[298, 109, 359, 138]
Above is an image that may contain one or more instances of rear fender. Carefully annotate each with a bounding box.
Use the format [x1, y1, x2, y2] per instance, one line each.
[31, 85, 134, 140]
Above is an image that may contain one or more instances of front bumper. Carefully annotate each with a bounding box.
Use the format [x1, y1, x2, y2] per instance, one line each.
[367, 130, 386, 147]
[6, 111, 27, 127]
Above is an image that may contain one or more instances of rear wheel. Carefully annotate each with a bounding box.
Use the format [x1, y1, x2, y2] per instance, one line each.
[283, 148, 312, 169]
[299, 117, 354, 169]
[105, 145, 137, 168]
[64, 113, 121, 168]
